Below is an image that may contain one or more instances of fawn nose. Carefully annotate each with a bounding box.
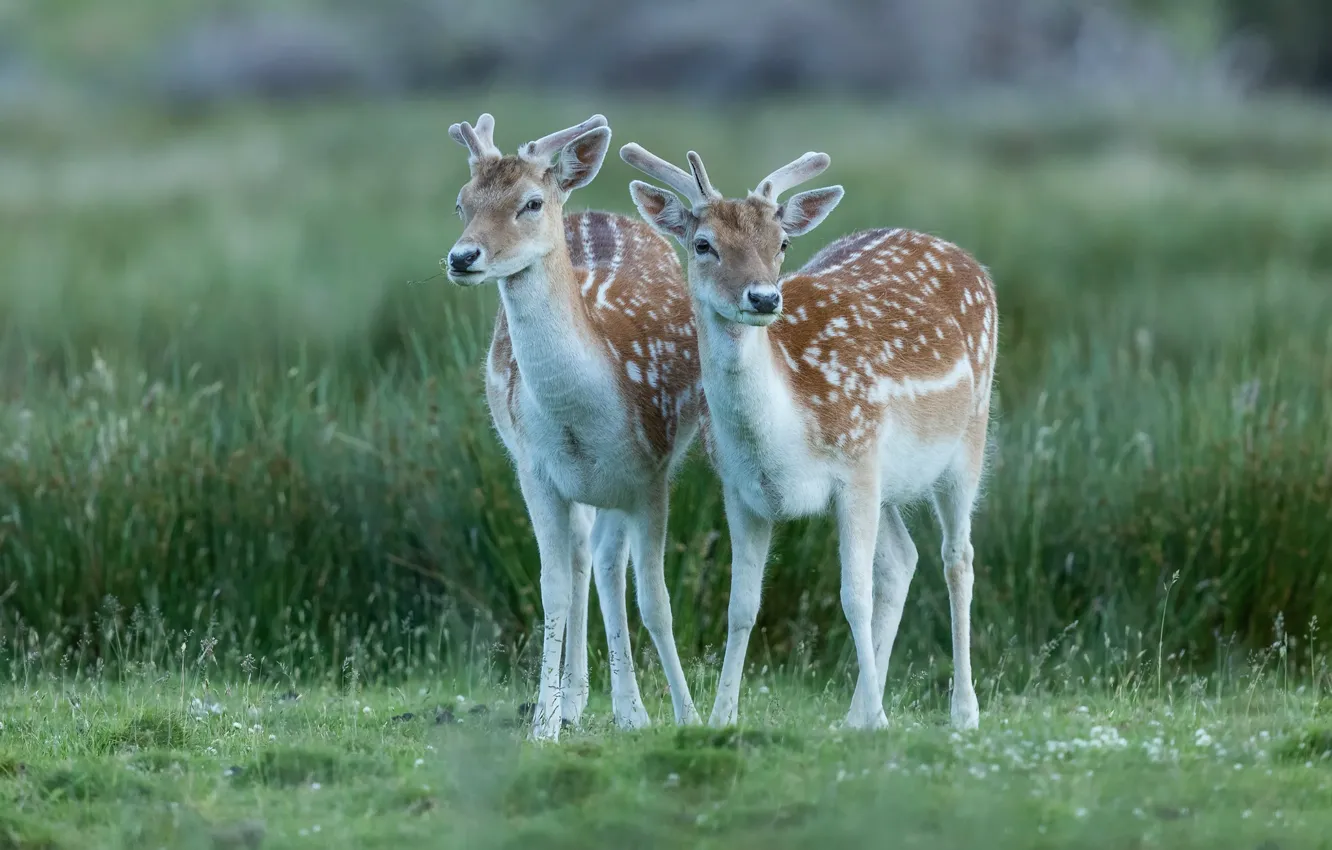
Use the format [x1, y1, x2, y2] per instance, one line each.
[448, 247, 482, 273]
[746, 287, 781, 315]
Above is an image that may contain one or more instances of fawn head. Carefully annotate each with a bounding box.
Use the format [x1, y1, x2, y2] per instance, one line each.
[619, 143, 843, 326]
[444, 113, 611, 285]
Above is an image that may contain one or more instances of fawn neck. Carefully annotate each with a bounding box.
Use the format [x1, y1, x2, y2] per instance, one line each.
[498, 234, 600, 413]
[696, 308, 799, 457]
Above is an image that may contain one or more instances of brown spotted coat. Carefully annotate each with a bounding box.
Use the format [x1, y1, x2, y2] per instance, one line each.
[487, 210, 701, 461]
[699, 225, 997, 462]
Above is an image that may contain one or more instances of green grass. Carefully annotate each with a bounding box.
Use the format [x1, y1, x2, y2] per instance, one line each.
[2, 76, 1332, 849]
[1, 665, 1330, 849]
[3, 93, 1332, 686]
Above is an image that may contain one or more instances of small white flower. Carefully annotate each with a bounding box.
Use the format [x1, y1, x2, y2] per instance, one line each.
[310, 782, 321, 791]
[1074, 808, 1088, 819]
[299, 829, 309, 837]
[362, 706, 372, 715]
[1077, 706, 1089, 714]
[664, 773, 680, 788]
[1242, 810, 1252, 819]
[758, 685, 770, 695]
[232, 722, 242, 730]
[268, 734, 277, 741]
[414, 758, 425, 767]
[312, 825, 321, 833]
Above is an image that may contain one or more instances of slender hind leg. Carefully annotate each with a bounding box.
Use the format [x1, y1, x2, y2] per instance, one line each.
[560, 504, 595, 726]
[591, 510, 651, 728]
[871, 505, 919, 704]
[931, 417, 988, 731]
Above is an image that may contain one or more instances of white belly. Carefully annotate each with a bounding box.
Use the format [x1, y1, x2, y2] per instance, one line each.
[874, 415, 966, 504]
[712, 408, 967, 521]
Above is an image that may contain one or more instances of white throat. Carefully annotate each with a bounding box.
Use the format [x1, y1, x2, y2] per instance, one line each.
[695, 307, 833, 519]
[497, 248, 597, 416]
[696, 309, 787, 445]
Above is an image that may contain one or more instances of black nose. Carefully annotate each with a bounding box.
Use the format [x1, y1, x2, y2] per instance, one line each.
[449, 248, 481, 273]
[747, 289, 781, 314]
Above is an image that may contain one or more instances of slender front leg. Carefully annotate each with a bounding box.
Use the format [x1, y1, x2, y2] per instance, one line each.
[560, 504, 595, 726]
[590, 509, 651, 728]
[628, 483, 700, 725]
[871, 505, 918, 702]
[708, 483, 773, 727]
[516, 465, 575, 742]
[837, 473, 888, 730]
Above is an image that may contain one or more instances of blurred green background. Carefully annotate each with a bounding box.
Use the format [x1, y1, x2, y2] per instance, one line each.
[1, 0, 1330, 693]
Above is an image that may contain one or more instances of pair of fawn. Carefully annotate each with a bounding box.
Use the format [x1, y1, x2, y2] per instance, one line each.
[444, 112, 997, 742]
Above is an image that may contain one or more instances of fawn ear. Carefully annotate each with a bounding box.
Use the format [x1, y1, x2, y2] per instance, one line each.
[629, 181, 693, 243]
[552, 127, 612, 195]
[778, 186, 844, 237]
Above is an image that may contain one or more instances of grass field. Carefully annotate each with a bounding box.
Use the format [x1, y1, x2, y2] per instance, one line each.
[2, 90, 1332, 845]
[2, 662, 1331, 849]
[3, 93, 1331, 676]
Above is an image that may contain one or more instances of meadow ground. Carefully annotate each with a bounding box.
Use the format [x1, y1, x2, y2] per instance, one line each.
[2, 91, 1332, 846]
[1, 665, 1331, 849]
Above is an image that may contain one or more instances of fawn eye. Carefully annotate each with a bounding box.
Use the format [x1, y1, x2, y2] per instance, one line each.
[522, 198, 543, 215]
[694, 238, 711, 256]
[779, 239, 790, 253]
